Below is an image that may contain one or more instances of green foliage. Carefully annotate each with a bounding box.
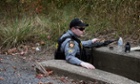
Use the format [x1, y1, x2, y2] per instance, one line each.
[0, 0, 139, 48]
[0, 18, 32, 47]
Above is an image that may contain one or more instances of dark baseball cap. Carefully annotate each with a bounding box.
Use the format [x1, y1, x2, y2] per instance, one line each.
[69, 18, 89, 28]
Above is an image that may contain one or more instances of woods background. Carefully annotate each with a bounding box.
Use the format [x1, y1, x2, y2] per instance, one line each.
[0, 0, 139, 50]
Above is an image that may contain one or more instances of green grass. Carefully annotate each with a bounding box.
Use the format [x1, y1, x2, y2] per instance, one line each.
[0, 0, 139, 49]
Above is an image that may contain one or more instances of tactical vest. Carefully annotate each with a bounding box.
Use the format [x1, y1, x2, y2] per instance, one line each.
[54, 35, 89, 62]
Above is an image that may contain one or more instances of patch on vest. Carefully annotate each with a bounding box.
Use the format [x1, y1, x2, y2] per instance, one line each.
[69, 41, 75, 48]
[68, 49, 73, 53]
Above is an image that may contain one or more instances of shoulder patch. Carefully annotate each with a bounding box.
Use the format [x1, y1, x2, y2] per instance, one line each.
[69, 40, 75, 48]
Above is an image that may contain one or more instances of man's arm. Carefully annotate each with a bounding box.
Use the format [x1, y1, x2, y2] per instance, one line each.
[64, 41, 82, 65]
[81, 40, 93, 47]
[81, 38, 101, 48]
[82, 38, 116, 48]
[64, 41, 95, 69]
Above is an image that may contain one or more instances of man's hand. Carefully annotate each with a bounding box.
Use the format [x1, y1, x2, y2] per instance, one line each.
[92, 38, 100, 43]
[80, 62, 95, 69]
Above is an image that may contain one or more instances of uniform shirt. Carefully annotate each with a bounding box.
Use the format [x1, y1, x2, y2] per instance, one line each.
[60, 30, 93, 65]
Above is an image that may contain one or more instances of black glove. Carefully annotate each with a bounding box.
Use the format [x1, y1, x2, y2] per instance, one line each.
[103, 40, 117, 46]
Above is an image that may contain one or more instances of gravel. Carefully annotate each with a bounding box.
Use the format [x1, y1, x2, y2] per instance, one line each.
[0, 50, 97, 84]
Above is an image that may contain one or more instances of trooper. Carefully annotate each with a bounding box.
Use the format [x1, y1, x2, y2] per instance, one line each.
[55, 18, 114, 69]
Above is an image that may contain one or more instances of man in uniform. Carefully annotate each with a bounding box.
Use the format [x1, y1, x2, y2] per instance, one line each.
[55, 18, 114, 69]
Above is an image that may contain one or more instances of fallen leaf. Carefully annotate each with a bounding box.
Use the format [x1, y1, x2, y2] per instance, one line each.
[44, 81, 53, 84]
[60, 77, 65, 82]
[0, 68, 2, 71]
[36, 73, 44, 79]
[7, 48, 17, 55]
[45, 68, 53, 75]
[0, 77, 4, 80]
[0, 58, 3, 61]
[38, 81, 43, 84]
[40, 41, 45, 45]
[48, 70, 53, 75]
[79, 80, 86, 84]
[20, 51, 25, 56]
[32, 47, 36, 50]
[12, 66, 17, 70]
[59, 76, 68, 83]
[0, 58, 3, 63]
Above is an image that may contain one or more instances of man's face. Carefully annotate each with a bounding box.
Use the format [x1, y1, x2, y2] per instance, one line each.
[72, 26, 85, 37]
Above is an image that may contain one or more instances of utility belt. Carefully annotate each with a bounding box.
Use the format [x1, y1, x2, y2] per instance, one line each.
[78, 47, 93, 62]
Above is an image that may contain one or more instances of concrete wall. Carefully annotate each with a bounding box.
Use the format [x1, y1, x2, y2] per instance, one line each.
[90, 47, 140, 82]
[40, 60, 139, 84]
